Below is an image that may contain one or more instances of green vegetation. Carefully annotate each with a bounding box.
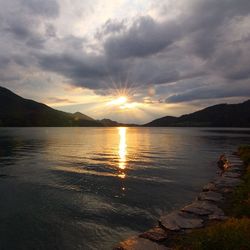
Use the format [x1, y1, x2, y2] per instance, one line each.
[226, 148, 250, 217]
[174, 145, 250, 250]
[174, 218, 250, 250]
[238, 145, 250, 166]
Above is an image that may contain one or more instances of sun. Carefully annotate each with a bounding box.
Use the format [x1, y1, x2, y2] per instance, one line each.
[110, 96, 128, 106]
[107, 95, 139, 110]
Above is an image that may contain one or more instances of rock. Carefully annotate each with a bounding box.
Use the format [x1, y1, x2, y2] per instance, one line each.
[229, 158, 242, 163]
[214, 177, 242, 188]
[230, 162, 242, 165]
[229, 158, 243, 164]
[114, 237, 171, 250]
[182, 203, 212, 216]
[140, 227, 169, 242]
[160, 211, 203, 231]
[228, 159, 243, 165]
[227, 166, 243, 173]
[198, 191, 224, 202]
[229, 170, 244, 175]
[220, 187, 234, 194]
[181, 201, 224, 217]
[203, 182, 217, 192]
[208, 214, 228, 221]
[222, 172, 241, 178]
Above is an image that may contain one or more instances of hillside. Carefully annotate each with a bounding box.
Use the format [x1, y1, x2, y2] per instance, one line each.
[0, 86, 102, 127]
[145, 100, 250, 127]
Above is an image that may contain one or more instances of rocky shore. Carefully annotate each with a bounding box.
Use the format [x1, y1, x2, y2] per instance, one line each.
[114, 154, 244, 250]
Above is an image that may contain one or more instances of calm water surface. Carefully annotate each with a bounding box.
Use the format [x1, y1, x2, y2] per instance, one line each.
[0, 127, 250, 250]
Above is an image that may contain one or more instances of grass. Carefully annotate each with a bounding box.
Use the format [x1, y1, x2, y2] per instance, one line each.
[228, 145, 250, 217]
[174, 218, 250, 250]
[238, 145, 250, 165]
[226, 165, 250, 217]
[173, 145, 250, 250]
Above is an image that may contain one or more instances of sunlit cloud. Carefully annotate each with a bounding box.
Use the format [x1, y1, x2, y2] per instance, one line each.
[1, 0, 250, 123]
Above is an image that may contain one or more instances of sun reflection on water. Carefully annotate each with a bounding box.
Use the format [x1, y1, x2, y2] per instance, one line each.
[118, 127, 127, 178]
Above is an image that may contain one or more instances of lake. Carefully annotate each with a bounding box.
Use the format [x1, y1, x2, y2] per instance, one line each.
[0, 127, 250, 250]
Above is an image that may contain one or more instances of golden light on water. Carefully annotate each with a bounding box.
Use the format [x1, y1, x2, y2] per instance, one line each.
[118, 127, 127, 170]
[118, 173, 126, 179]
[118, 127, 127, 178]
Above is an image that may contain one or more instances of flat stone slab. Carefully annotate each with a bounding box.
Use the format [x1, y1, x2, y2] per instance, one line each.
[214, 177, 242, 187]
[181, 201, 224, 217]
[228, 163, 243, 167]
[229, 161, 243, 166]
[209, 214, 228, 221]
[160, 211, 203, 231]
[114, 237, 170, 250]
[198, 191, 224, 202]
[229, 168, 243, 173]
[220, 187, 234, 193]
[222, 172, 241, 178]
[203, 182, 217, 192]
[228, 163, 243, 168]
[140, 227, 169, 242]
[229, 159, 243, 163]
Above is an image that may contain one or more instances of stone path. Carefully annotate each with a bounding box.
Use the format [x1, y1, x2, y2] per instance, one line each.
[114, 155, 244, 250]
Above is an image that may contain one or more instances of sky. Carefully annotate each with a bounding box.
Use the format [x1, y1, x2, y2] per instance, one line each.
[0, 0, 250, 124]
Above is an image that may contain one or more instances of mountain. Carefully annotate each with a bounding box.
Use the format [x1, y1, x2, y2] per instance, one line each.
[0, 86, 102, 127]
[99, 118, 120, 127]
[72, 112, 94, 121]
[145, 100, 250, 127]
[99, 118, 138, 127]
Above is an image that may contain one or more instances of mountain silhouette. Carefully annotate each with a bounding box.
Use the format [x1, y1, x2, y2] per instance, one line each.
[0, 86, 102, 127]
[145, 100, 250, 127]
[1, 86, 250, 127]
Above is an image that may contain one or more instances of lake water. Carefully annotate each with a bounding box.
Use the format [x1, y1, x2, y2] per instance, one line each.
[0, 127, 250, 250]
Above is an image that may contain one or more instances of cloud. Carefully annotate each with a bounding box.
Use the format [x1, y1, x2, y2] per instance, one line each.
[104, 16, 181, 59]
[21, 0, 59, 18]
[95, 19, 126, 40]
[0, 0, 250, 107]
[47, 97, 75, 103]
[166, 81, 250, 103]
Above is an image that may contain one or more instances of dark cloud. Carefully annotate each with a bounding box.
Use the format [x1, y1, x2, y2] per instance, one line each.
[21, 0, 59, 18]
[0, 0, 250, 105]
[95, 19, 126, 40]
[166, 83, 250, 103]
[104, 16, 180, 59]
[35, 0, 250, 96]
[37, 52, 117, 89]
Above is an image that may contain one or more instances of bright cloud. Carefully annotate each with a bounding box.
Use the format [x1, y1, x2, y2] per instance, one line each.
[0, 0, 250, 123]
